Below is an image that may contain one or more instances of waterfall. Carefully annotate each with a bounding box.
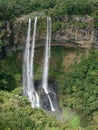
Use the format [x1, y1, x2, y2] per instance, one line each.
[23, 18, 31, 97]
[23, 17, 57, 111]
[23, 17, 40, 108]
[42, 17, 55, 111]
[30, 17, 40, 108]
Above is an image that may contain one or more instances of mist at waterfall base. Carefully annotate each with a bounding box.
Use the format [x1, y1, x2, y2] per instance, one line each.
[23, 17, 59, 112]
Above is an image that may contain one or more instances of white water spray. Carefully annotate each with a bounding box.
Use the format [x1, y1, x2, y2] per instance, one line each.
[42, 17, 55, 111]
[23, 18, 31, 97]
[30, 17, 40, 108]
[23, 17, 40, 108]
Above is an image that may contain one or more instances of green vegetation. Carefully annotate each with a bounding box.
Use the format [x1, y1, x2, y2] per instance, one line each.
[0, 0, 98, 129]
[61, 51, 98, 115]
[0, 48, 98, 129]
[0, 0, 98, 20]
[0, 51, 22, 91]
[0, 89, 81, 130]
[60, 50, 98, 129]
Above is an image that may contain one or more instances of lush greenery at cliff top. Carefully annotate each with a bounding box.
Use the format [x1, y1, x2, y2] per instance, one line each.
[0, 0, 98, 20]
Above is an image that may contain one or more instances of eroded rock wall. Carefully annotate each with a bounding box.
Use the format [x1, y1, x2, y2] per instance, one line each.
[0, 15, 98, 57]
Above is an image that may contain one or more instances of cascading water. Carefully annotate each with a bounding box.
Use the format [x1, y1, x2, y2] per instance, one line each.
[23, 17, 57, 111]
[42, 17, 55, 111]
[23, 18, 31, 97]
[30, 17, 40, 108]
[23, 17, 40, 108]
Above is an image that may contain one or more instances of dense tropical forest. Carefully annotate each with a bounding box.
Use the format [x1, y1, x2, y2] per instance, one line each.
[0, 0, 98, 130]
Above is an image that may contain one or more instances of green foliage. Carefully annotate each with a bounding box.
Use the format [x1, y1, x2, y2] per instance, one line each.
[1, 90, 94, 130]
[52, 21, 61, 32]
[0, 0, 34, 20]
[0, 0, 98, 129]
[92, 9, 98, 28]
[63, 0, 94, 15]
[0, 0, 98, 21]
[48, 46, 66, 85]
[0, 71, 16, 91]
[63, 109, 80, 128]
[0, 48, 97, 129]
[61, 50, 98, 115]
[0, 90, 64, 130]
[0, 40, 3, 46]
[0, 51, 22, 91]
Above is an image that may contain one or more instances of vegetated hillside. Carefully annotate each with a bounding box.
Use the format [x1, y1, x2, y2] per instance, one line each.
[0, 49, 98, 130]
[0, 89, 66, 130]
[61, 50, 98, 129]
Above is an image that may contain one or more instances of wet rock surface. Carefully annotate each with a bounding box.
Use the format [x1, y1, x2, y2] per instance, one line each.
[34, 80, 59, 111]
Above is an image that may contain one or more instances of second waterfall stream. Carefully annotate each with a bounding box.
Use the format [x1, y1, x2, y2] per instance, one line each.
[42, 17, 55, 111]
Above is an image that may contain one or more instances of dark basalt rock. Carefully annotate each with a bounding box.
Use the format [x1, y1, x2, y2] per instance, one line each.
[34, 79, 59, 111]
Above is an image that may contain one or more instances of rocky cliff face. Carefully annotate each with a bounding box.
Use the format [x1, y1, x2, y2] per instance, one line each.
[0, 15, 98, 56]
[53, 15, 97, 48]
